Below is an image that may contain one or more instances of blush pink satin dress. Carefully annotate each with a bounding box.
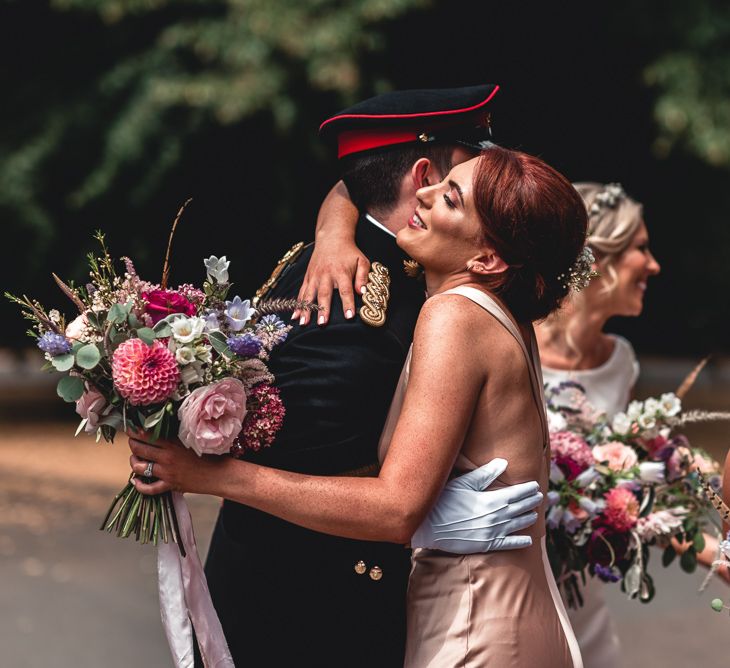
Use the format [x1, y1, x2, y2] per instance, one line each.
[378, 286, 583, 668]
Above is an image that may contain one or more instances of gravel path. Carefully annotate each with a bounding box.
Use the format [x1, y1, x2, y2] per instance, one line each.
[1, 423, 728, 667]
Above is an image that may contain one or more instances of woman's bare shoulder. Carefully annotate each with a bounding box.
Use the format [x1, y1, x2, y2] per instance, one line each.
[414, 291, 517, 356]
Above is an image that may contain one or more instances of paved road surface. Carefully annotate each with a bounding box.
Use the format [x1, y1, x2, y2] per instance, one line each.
[1, 423, 728, 667]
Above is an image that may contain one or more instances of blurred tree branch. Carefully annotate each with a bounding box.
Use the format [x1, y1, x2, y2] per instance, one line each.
[643, 0, 730, 167]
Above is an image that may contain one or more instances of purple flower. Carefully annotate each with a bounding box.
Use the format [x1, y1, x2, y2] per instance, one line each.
[593, 563, 621, 583]
[227, 333, 262, 357]
[37, 332, 72, 356]
[225, 296, 254, 332]
[255, 315, 290, 350]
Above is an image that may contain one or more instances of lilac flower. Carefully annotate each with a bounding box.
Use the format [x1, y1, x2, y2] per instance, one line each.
[547, 505, 564, 529]
[255, 315, 290, 350]
[546, 490, 561, 507]
[203, 311, 221, 332]
[37, 332, 72, 357]
[227, 333, 262, 357]
[593, 564, 621, 583]
[225, 296, 254, 332]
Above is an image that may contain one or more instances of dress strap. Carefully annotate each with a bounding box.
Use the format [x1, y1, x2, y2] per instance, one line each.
[440, 286, 549, 448]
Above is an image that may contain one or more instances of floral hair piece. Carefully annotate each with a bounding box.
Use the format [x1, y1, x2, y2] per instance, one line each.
[588, 183, 625, 217]
[558, 246, 599, 292]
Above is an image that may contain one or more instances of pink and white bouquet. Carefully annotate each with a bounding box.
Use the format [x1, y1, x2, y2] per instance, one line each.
[7, 231, 299, 554]
[545, 380, 725, 608]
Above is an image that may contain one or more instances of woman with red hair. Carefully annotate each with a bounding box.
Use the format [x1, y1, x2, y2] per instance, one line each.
[130, 147, 587, 666]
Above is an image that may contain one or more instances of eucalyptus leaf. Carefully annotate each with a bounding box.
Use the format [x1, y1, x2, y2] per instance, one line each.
[128, 313, 142, 329]
[57, 375, 85, 402]
[693, 531, 706, 553]
[108, 304, 127, 324]
[680, 547, 698, 573]
[86, 312, 102, 330]
[136, 328, 156, 345]
[207, 330, 227, 344]
[112, 332, 129, 347]
[662, 545, 677, 568]
[99, 414, 124, 430]
[51, 354, 75, 372]
[143, 406, 167, 429]
[76, 344, 102, 369]
[209, 336, 230, 355]
[153, 320, 172, 337]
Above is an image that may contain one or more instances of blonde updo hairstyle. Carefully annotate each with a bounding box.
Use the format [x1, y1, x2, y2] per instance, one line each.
[540, 182, 644, 365]
[576, 182, 644, 295]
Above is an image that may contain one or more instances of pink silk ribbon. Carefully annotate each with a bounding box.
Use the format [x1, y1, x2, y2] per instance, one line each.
[158, 492, 234, 668]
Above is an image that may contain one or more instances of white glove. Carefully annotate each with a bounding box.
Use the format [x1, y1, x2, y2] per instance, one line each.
[410, 458, 543, 554]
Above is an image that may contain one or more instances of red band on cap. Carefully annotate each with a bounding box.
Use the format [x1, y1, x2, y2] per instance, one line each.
[337, 128, 421, 158]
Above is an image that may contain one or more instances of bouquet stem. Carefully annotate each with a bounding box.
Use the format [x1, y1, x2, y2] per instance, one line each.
[101, 479, 186, 557]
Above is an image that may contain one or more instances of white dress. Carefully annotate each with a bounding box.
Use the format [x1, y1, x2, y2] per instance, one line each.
[542, 334, 639, 668]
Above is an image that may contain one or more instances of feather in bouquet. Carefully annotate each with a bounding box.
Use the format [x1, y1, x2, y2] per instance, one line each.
[544, 380, 728, 608]
[6, 225, 307, 556]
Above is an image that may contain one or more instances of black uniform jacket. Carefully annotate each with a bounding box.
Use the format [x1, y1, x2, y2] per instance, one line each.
[202, 216, 426, 668]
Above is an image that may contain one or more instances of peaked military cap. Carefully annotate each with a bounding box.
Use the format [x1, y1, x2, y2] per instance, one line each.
[319, 84, 499, 158]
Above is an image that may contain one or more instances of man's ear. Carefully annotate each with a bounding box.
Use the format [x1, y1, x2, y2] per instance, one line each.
[466, 251, 508, 276]
[411, 158, 435, 189]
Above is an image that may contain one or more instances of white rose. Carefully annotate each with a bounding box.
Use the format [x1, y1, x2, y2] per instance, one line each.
[659, 392, 682, 417]
[611, 412, 632, 435]
[204, 255, 230, 284]
[65, 313, 89, 342]
[175, 346, 196, 366]
[170, 316, 206, 344]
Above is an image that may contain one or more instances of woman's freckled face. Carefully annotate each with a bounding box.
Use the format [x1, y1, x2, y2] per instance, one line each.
[398, 157, 487, 272]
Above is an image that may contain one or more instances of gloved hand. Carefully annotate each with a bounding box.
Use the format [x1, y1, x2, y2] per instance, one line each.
[410, 458, 543, 554]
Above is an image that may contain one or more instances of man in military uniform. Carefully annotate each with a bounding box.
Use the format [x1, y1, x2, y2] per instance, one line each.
[201, 85, 542, 667]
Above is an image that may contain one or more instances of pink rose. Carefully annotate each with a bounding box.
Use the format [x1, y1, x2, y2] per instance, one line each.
[592, 441, 638, 472]
[75, 385, 107, 434]
[66, 314, 89, 341]
[177, 378, 247, 456]
[143, 289, 196, 325]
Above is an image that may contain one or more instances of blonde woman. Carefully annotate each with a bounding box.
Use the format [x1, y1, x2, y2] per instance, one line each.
[536, 182, 657, 667]
[538, 182, 727, 667]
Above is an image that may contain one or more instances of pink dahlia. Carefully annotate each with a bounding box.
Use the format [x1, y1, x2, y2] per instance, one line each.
[231, 383, 285, 455]
[112, 338, 180, 406]
[601, 487, 639, 532]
